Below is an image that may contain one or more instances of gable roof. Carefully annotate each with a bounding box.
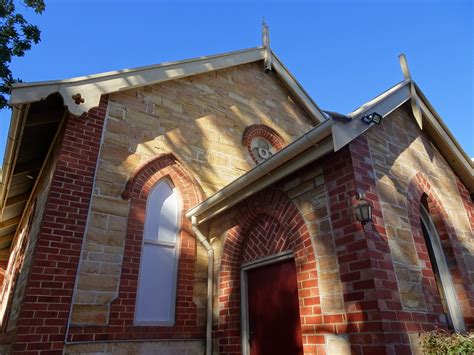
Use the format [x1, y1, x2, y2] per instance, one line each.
[10, 47, 326, 122]
[186, 78, 474, 224]
[3, 46, 473, 245]
[1, 46, 329, 262]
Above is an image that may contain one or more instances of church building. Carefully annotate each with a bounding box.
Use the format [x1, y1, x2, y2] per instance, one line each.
[0, 25, 472, 354]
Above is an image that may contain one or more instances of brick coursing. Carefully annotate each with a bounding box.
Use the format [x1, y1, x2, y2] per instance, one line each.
[3, 64, 471, 355]
[67, 153, 206, 342]
[216, 189, 326, 355]
[71, 61, 315, 327]
[0, 149, 57, 350]
[241, 124, 285, 163]
[281, 162, 345, 317]
[456, 178, 474, 235]
[365, 104, 474, 350]
[11, 96, 108, 354]
[407, 173, 474, 328]
[323, 139, 410, 354]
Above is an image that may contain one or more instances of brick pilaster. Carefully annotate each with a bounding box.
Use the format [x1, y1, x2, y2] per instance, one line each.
[323, 137, 409, 354]
[12, 96, 108, 354]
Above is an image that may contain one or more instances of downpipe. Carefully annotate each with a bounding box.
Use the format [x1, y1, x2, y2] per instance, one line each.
[191, 216, 213, 355]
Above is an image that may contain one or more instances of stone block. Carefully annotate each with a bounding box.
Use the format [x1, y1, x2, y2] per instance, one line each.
[91, 196, 130, 218]
[71, 304, 109, 326]
[314, 174, 325, 188]
[293, 191, 312, 214]
[318, 219, 332, 234]
[86, 227, 119, 248]
[100, 263, 122, 276]
[65, 343, 110, 354]
[77, 273, 119, 292]
[389, 239, 419, 267]
[320, 276, 342, 294]
[395, 227, 414, 242]
[313, 234, 335, 257]
[301, 167, 323, 182]
[109, 215, 128, 231]
[89, 213, 108, 230]
[321, 293, 344, 314]
[318, 256, 338, 272]
[287, 180, 314, 199]
[107, 104, 125, 120]
[399, 282, 426, 311]
[408, 333, 424, 355]
[325, 334, 350, 355]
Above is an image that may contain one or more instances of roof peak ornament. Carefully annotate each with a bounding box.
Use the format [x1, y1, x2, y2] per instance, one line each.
[398, 53, 423, 129]
[262, 18, 272, 72]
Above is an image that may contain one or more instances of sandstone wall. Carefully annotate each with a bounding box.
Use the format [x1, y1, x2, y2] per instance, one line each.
[206, 158, 346, 354]
[365, 104, 474, 348]
[64, 340, 204, 355]
[71, 61, 315, 327]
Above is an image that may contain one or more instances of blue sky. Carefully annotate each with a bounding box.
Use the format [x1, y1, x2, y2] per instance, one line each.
[1, 0, 472, 159]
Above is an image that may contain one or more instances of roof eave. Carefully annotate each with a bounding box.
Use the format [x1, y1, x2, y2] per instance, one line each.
[187, 79, 474, 224]
[270, 52, 326, 123]
[10, 47, 266, 116]
[10, 47, 326, 125]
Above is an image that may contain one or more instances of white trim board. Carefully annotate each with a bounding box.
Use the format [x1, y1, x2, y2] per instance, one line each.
[10, 47, 325, 123]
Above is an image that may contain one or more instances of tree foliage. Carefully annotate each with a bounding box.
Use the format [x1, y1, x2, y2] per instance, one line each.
[0, 0, 45, 108]
[420, 329, 474, 355]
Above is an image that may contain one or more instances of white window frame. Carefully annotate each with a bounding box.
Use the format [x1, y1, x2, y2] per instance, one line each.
[134, 178, 181, 326]
[420, 204, 465, 332]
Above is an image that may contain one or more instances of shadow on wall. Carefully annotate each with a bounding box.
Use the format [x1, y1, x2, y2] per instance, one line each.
[100, 61, 314, 198]
[364, 104, 473, 326]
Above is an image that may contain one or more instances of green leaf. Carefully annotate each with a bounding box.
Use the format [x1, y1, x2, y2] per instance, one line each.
[0, 0, 45, 106]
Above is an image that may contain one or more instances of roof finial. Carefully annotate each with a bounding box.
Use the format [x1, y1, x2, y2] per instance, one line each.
[262, 17, 272, 72]
[262, 17, 270, 48]
[398, 53, 422, 129]
[398, 53, 411, 80]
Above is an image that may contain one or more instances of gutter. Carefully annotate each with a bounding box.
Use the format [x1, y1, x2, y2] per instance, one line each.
[186, 118, 333, 224]
[191, 216, 214, 355]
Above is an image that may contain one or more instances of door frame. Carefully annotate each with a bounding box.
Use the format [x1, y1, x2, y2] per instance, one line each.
[240, 250, 295, 355]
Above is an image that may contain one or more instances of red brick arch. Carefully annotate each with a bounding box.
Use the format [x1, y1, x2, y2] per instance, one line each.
[242, 124, 285, 163]
[406, 172, 474, 328]
[68, 153, 206, 341]
[217, 189, 323, 354]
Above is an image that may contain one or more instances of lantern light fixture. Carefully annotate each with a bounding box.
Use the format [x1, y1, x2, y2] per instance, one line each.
[354, 194, 372, 225]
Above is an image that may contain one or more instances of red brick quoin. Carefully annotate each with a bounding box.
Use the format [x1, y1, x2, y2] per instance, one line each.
[324, 137, 410, 354]
[216, 189, 323, 355]
[67, 153, 206, 342]
[406, 172, 474, 329]
[12, 96, 109, 355]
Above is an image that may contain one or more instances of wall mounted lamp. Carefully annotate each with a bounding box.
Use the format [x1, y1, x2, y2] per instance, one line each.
[354, 194, 372, 225]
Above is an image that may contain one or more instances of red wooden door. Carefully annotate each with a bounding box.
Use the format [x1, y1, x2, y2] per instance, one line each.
[247, 258, 304, 355]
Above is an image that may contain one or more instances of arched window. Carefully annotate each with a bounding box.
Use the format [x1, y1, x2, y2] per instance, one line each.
[242, 124, 284, 164]
[135, 179, 180, 325]
[420, 201, 465, 331]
